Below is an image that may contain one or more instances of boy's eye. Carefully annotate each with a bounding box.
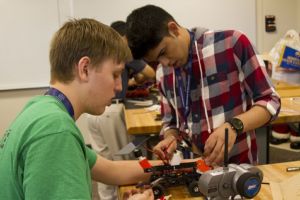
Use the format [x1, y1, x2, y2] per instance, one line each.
[113, 74, 119, 79]
[157, 48, 166, 59]
[113, 72, 122, 79]
[113, 68, 124, 79]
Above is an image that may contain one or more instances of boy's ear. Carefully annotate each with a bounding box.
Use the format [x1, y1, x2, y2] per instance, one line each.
[77, 56, 91, 82]
[167, 21, 180, 37]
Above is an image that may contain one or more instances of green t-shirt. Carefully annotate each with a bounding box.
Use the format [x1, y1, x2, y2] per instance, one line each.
[0, 95, 97, 200]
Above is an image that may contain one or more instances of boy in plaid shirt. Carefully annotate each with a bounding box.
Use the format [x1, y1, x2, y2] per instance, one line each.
[126, 5, 281, 165]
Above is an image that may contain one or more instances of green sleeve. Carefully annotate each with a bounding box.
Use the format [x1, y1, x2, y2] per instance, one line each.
[85, 146, 97, 169]
[22, 132, 92, 200]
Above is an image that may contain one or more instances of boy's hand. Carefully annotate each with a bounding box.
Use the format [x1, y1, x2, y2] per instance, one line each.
[153, 135, 177, 161]
[204, 123, 237, 165]
[123, 188, 154, 200]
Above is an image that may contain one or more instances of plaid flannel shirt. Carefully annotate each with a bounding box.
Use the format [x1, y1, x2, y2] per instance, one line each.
[157, 28, 281, 164]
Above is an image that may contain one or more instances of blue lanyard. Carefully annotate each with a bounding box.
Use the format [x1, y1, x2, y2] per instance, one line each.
[45, 88, 75, 119]
[175, 31, 195, 130]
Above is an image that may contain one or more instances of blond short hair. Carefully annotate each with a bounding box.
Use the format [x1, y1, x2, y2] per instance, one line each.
[49, 18, 132, 83]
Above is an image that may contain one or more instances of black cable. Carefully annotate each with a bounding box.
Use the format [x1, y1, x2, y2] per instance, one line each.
[224, 128, 229, 168]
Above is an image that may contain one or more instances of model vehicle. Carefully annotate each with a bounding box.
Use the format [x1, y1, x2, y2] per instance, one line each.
[134, 148, 211, 199]
[117, 135, 211, 199]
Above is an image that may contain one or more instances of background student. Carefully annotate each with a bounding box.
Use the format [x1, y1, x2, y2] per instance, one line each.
[126, 5, 281, 165]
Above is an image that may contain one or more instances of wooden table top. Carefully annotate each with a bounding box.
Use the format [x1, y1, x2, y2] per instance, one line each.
[272, 79, 300, 98]
[277, 88, 300, 98]
[272, 79, 300, 90]
[272, 97, 300, 124]
[119, 160, 300, 200]
[124, 107, 161, 135]
[124, 97, 300, 135]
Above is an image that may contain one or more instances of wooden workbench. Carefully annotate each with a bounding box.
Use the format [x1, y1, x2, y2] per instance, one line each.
[119, 160, 300, 200]
[272, 79, 300, 97]
[272, 79, 299, 90]
[124, 107, 161, 135]
[277, 88, 300, 98]
[273, 97, 300, 124]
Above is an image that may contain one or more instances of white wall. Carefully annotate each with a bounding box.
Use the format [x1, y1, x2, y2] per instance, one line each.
[297, 1, 300, 32]
[256, 0, 299, 53]
[0, 0, 59, 90]
[71, 0, 256, 44]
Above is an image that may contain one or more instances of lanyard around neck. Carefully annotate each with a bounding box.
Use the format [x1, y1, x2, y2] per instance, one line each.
[45, 88, 75, 119]
[175, 31, 195, 129]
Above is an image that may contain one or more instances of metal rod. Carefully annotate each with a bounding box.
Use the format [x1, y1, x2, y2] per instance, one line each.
[224, 128, 229, 168]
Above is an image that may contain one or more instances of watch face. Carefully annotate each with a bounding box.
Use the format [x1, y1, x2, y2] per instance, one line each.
[231, 118, 244, 133]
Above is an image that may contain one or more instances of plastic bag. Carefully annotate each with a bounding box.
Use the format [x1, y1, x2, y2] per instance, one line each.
[269, 29, 300, 84]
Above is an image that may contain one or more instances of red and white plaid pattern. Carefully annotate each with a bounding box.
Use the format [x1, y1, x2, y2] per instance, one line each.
[157, 28, 281, 164]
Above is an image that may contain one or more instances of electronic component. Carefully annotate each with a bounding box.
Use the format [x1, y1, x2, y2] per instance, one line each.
[198, 129, 263, 199]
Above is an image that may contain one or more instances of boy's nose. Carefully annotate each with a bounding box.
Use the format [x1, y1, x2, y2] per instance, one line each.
[115, 78, 123, 93]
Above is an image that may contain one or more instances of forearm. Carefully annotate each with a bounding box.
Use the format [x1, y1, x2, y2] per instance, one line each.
[235, 105, 271, 132]
[91, 155, 162, 185]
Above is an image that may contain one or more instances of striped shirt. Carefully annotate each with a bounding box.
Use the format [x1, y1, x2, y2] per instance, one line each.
[156, 28, 281, 164]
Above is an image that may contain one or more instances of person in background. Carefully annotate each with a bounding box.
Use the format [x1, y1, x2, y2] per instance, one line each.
[111, 21, 156, 100]
[86, 20, 155, 200]
[126, 5, 281, 165]
[0, 18, 154, 200]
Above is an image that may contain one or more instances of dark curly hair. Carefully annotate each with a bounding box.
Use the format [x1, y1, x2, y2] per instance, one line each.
[126, 5, 177, 59]
[110, 21, 127, 36]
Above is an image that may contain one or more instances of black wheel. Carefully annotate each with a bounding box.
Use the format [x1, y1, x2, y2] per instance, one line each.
[152, 184, 165, 199]
[188, 181, 201, 197]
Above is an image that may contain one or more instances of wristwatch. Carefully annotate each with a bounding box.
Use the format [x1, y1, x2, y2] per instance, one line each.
[227, 118, 244, 135]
